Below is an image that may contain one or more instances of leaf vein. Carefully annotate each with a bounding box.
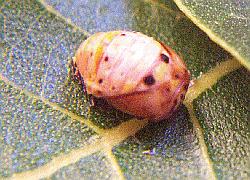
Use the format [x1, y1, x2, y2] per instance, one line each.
[184, 58, 241, 103]
[10, 140, 104, 180]
[183, 58, 242, 179]
[104, 148, 126, 180]
[173, 0, 250, 69]
[0, 72, 105, 135]
[184, 103, 217, 180]
[142, 0, 186, 18]
[38, 0, 90, 36]
[8, 119, 148, 179]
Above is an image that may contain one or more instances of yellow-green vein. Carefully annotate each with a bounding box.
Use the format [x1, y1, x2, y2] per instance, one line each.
[38, 0, 90, 36]
[183, 58, 242, 180]
[185, 58, 241, 103]
[8, 119, 147, 179]
[104, 148, 126, 180]
[0, 72, 104, 135]
[173, 0, 250, 70]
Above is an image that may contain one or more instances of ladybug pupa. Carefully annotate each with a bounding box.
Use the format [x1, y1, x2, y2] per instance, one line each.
[72, 31, 190, 122]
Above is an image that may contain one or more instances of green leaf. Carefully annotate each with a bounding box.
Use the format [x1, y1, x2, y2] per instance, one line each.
[172, 0, 250, 70]
[193, 68, 250, 179]
[0, 0, 248, 179]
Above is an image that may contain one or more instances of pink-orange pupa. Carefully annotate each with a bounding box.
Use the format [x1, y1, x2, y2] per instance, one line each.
[72, 31, 190, 121]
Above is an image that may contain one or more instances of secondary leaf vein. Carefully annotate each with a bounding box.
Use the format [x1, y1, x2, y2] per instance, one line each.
[38, 0, 90, 36]
[0, 72, 104, 135]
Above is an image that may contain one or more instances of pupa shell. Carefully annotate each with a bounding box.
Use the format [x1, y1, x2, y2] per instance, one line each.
[73, 31, 190, 121]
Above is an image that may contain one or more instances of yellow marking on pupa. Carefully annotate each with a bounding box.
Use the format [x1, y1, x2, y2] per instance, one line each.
[153, 63, 169, 82]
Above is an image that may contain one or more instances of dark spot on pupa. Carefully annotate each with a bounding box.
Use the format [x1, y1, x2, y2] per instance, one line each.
[143, 75, 155, 86]
[175, 74, 180, 79]
[90, 52, 93, 56]
[160, 54, 169, 63]
[112, 86, 115, 90]
[121, 33, 126, 36]
[104, 56, 109, 61]
[98, 79, 103, 84]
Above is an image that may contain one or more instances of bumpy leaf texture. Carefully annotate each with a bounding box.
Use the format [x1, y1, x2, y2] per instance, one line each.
[0, 0, 249, 179]
[173, 0, 250, 69]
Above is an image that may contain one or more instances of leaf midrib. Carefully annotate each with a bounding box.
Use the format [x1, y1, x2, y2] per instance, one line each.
[0, 56, 241, 180]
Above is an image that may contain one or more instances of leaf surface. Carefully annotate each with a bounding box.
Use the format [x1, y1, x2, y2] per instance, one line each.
[173, 0, 250, 69]
[0, 0, 248, 179]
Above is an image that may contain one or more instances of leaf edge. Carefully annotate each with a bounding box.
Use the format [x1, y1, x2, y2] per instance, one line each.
[172, 0, 250, 70]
